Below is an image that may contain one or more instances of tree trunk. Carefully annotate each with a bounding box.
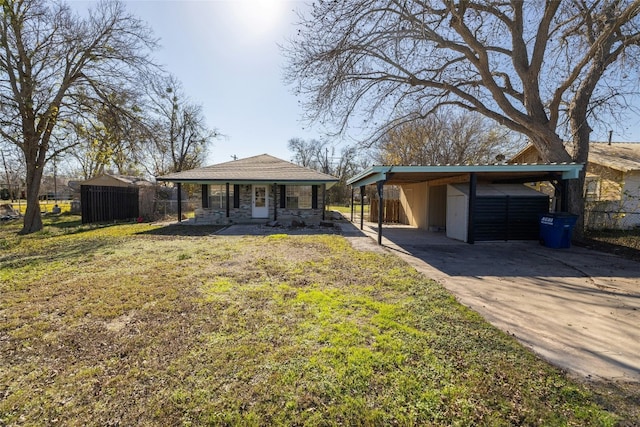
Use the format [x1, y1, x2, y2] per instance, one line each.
[19, 149, 44, 235]
[567, 173, 586, 238]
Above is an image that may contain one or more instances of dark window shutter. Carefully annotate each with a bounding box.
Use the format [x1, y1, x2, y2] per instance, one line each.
[233, 185, 240, 208]
[312, 185, 318, 209]
[201, 184, 209, 208]
[280, 185, 286, 208]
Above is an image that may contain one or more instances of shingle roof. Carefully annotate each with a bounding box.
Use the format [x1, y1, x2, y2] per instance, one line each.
[588, 142, 640, 172]
[510, 142, 640, 172]
[156, 154, 339, 184]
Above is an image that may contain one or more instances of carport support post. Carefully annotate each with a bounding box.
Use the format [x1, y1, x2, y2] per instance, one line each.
[466, 173, 476, 244]
[177, 183, 182, 223]
[377, 180, 384, 245]
[359, 186, 365, 230]
[560, 179, 569, 212]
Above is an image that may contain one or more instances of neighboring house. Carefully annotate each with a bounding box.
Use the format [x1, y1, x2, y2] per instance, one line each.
[156, 154, 339, 226]
[347, 163, 583, 244]
[80, 174, 155, 224]
[510, 142, 640, 229]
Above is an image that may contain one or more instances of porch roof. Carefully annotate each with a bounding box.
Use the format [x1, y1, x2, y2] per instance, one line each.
[156, 154, 339, 187]
[347, 163, 584, 188]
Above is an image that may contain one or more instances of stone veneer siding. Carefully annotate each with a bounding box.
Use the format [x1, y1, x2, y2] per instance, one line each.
[194, 184, 326, 225]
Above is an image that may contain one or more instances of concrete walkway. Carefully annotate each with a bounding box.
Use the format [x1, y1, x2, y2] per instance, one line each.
[339, 220, 640, 382]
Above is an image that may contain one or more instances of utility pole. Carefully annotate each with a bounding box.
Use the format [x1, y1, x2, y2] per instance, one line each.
[1, 150, 14, 202]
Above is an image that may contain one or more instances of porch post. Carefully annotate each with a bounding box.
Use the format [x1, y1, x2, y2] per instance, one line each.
[350, 187, 354, 222]
[226, 183, 230, 218]
[322, 183, 326, 220]
[177, 183, 182, 223]
[377, 180, 384, 245]
[466, 173, 476, 244]
[359, 186, 365, 230]
[273, 183, 278, 221]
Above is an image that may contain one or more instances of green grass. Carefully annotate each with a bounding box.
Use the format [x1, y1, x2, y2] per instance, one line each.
[4, 199, 73, 215]
[0, 216, 632, 425]
[328, 204, 370, 214]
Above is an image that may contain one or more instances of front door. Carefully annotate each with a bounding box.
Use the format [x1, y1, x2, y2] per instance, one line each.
[252, 185, 269, 218]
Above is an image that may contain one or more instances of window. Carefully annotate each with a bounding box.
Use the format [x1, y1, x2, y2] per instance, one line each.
[584, 178, 600, 201]
[286, 185, 312, 209]
[209, 184, 233, 209]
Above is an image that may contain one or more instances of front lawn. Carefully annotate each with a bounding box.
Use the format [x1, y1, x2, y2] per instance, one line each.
[0, 216, 626, 425]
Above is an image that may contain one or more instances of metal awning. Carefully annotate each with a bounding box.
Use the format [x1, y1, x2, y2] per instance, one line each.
[347, 163, 583, 187]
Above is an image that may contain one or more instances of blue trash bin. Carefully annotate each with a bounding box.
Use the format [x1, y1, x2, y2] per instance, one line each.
[539, 212, 578, 248]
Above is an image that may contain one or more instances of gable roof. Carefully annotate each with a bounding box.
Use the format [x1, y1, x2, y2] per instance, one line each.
[509, 142, 640, 173]
[588, 142, 640, 172]
[156, 154, 339, 186]
[81, 174, 153, 187]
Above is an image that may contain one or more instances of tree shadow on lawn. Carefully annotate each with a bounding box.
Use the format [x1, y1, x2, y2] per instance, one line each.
[139, 223, 227, 237]
[138, 223, 341, 237]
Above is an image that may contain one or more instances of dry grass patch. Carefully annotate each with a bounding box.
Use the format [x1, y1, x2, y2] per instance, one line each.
[0, 217, 631, 425]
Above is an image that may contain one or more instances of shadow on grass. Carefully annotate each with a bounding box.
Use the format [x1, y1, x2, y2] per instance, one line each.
[43, 214, 143, 236]
[138, 223, 227, 237]
[0, 235, 111, 269]
[575, 237, 640, 263]
[42, 214, 83, 229]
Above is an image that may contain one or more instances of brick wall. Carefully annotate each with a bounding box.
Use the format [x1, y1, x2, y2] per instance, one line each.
[194, 184, 327, 225]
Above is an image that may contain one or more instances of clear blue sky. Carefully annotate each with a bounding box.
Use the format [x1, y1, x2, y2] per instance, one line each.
[119, 0, 326, 165]
[72, 0, 640, 168]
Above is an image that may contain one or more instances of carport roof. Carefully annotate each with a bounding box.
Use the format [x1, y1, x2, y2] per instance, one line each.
[347, 163, 584, 187]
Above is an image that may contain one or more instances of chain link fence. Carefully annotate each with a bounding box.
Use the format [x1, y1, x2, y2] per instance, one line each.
[584, 199, 640, 230]
[153, 199, 198, 220]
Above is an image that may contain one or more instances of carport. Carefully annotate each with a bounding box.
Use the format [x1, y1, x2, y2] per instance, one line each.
[346, 163, 584, 244]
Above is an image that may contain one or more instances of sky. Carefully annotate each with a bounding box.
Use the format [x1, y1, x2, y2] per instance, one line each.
[116, 0, 323, 165]
[69, 0, 640, 169]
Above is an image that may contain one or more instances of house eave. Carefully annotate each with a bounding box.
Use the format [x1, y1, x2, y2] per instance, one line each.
[156, 177, 339, 189]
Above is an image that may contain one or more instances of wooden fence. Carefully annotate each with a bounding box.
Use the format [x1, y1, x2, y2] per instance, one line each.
[369, 199, 403, 223]
[81, 185, 139, 224]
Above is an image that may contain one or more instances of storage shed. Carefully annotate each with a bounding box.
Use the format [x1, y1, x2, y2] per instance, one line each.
[446, 184, 549, 242]
[80, 175, 154, 224]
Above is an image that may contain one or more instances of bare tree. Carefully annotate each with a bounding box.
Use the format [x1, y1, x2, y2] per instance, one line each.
[288, 137, 325, 169]
[285, 1, 640, 226]
[67, 89, 148, 179]
[1, 143, 23, 200]
[376, 110, 520, 165]
[0, 0, 156, 233]
[144, 74, 217, 175]
[288, 138, 363, 204]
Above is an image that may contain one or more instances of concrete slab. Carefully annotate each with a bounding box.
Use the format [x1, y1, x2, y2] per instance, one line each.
[343, 221, 640, 382]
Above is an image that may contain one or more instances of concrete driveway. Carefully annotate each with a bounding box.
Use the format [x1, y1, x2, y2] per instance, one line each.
[342, 222, 640, 382]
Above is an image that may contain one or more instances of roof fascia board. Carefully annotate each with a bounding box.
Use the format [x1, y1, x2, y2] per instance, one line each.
[156, 178, 337, 185]
[346, 165, 394, 186]
[347, 164, 584, 186]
